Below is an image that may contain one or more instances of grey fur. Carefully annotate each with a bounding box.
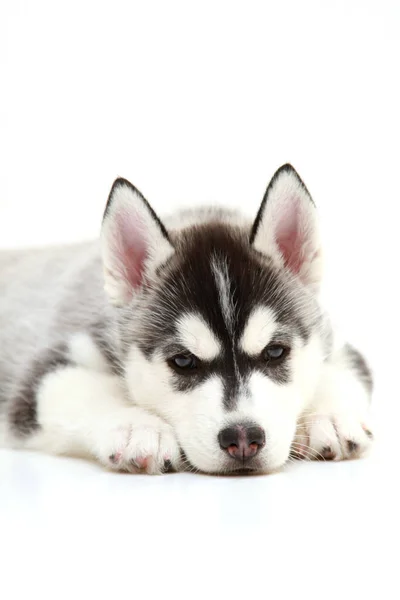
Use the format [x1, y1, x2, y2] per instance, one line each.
[0, 242, 118, 434]
[345, 343, 373, 394]
[9, 344, 70, 437]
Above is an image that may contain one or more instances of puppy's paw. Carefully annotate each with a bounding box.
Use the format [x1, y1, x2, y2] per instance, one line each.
[293, 413, 374, 462]
[93, 409, 180, 474]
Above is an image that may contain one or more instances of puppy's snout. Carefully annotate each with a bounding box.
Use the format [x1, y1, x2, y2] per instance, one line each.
[218, 424, 265, 461]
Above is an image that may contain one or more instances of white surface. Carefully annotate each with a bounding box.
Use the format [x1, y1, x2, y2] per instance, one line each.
[2, 1, 399, 599]
[1, 432, 397, 599]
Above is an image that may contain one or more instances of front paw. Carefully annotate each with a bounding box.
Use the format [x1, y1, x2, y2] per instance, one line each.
[93, 409, 181, 474]
[293, 412, 374, 462]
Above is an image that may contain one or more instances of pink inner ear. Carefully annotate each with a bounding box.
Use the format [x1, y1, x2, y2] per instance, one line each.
[275, 200, 305, 275]
[115, 211, 148, 289]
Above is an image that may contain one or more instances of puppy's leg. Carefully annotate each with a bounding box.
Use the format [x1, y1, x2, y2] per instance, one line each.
[7, 356, 180, 474]
[293, 344, 374, 461]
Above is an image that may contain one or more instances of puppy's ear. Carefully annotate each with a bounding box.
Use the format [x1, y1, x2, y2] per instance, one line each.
[101, 178, 174, 306]
[250, 164, 322, 291]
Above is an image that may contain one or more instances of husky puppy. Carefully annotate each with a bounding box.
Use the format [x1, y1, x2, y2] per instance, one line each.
[0, 165, 373, 474]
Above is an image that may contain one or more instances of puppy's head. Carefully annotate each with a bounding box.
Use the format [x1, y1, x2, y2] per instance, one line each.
[101, 165, 325, 474]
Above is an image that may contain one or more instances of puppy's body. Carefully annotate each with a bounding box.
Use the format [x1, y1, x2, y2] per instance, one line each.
[0, 166, 373, 474]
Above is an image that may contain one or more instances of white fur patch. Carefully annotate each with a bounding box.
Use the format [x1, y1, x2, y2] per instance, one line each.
[295, 346, 373, 461]
[26, 366, 128, 457]
[68, 333, 111, 373]
[176, 313, 221, 360]
[211, 256, 234, 332]
[239, 306, 277, 356]
[19, 364, 180, 473]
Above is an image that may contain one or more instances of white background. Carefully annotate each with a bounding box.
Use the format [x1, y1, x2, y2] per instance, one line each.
[1, 2, 399, 599]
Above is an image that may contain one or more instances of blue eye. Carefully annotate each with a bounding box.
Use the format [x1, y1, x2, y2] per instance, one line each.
[264, 344, 289, 362]
[170, 354, 197, 370]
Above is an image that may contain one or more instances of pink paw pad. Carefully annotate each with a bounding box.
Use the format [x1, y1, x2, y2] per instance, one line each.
[134, 456, 149, 469]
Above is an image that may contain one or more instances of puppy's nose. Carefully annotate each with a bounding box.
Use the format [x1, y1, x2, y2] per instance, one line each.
[218, 424, 265, 461]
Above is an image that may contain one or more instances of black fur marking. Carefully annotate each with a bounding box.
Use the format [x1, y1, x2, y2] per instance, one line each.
[8, 345, 70, 437]
[167, 351, 291, 408]
[322, 446, 335, 460]
[103, 178, 172, 243]
[137, 223, 316, 410]
[250, 163, 314, 246]
[345, 344, 373, 395]
[163, 459, 173, 473]
[222, 375, 242, 410]
[347, 440, 359, 453]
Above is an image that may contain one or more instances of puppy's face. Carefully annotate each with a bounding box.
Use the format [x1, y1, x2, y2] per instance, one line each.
[102, 165, 325, 474]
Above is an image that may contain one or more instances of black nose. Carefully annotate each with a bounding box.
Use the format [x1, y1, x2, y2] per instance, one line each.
[218, 424, 265, 461]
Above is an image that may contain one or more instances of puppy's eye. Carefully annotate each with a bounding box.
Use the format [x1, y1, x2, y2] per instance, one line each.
[169, 354, 198, 370]
[263, 344, 290, 363]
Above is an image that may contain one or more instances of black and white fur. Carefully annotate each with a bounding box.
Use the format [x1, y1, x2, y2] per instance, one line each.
[0, 165, 373, 474]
